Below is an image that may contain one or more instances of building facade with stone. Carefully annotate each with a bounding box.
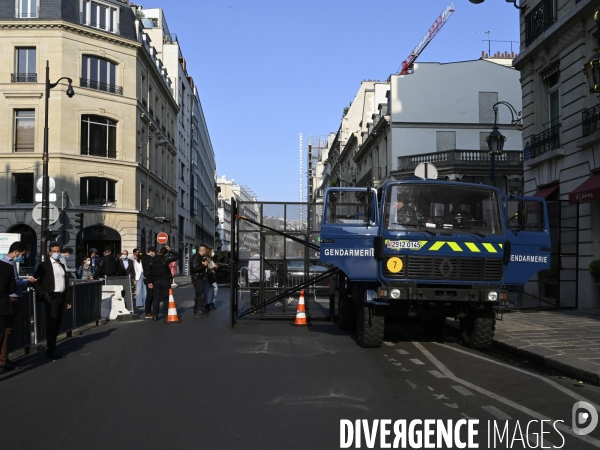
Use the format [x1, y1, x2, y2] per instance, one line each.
[513, 0, 600, 307]
[0, 0, 180, 269]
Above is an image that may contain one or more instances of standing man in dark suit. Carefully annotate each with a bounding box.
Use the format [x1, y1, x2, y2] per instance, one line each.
[33, 243, 72, 360]
[147, 246, 179, 321]
[118, 250, 135, 278]
[0, 258, 17, 372]
[141, 247, 156, 319]
[94, 247, 119, 279]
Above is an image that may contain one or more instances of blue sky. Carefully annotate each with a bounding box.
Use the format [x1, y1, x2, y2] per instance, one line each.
[143, 0, 520, 202]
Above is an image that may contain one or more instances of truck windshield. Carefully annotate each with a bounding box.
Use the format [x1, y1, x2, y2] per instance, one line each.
[383, 184, 502, 235]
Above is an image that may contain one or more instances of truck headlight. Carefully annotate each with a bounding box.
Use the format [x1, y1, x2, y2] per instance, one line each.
[487, 291, 498, 301]
[390, 289, 401, 299]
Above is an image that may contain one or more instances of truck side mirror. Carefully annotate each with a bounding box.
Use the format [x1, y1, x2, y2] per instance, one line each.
[374, 235, 385, 261]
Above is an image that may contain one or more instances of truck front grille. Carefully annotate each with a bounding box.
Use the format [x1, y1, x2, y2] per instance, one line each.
[383, 255, 503, 282]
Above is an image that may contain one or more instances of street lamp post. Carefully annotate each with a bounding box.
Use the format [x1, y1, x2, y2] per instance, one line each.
[40, 60, 74, 260]
[486, 101, 522, 187]
[583, 10, 600, 95]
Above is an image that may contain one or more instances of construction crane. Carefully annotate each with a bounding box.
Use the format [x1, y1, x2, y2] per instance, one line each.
[398, 3, 455, 75]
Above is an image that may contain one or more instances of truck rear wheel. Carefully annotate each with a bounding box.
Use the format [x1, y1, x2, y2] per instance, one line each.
[357, 301, 384, 348]
[338, 283, 356, 330]
[460, 309, 495, 349]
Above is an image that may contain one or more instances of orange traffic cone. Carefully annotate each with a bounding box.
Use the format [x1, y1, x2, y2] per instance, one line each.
[294, 290, 308, 326]
[165, 289, 182, 323]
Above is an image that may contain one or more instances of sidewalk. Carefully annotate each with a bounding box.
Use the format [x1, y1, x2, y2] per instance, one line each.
[488, 308, 600, 385]
[172, 274, 191, 288]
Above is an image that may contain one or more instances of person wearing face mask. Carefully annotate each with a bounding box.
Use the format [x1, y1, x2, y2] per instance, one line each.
[33, 243, 72, 360]
[141, 247, 156, 319]
[0, 242, 35, 372]
[118, 250, 134, 279]
[77, 257, 94, 280]
[132, 248, 146, 308]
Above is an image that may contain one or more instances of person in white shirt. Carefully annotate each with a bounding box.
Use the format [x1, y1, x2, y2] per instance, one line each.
[132, 248, 146, 307]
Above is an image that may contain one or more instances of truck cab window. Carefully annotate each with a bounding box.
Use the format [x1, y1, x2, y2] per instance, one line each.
[384, 184, 502, 235]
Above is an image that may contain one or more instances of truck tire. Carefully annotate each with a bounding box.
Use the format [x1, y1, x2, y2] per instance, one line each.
[338, 284, 356, 330]
[357, 301, 384, 348]
[460, 309, 495, 349]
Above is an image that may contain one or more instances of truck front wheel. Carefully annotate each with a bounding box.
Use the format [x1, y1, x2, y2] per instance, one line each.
[357, 300, 384, 348]
[460, 308, 495, 349]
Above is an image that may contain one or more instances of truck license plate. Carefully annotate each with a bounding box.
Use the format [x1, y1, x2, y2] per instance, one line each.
[386, 240, 422, 250]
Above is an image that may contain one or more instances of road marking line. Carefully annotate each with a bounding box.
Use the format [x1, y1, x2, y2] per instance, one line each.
[410, 358, 425, 365]
[406, 379, 417, 390]
[429, 370, 446, 378]
[395, 349, 409, 355]
[482, 405, 512, 420]
[445, 403, 459, 409]
[432, 342, 600, 412]
[411, 340, 600, 448]
[461, 413, 472, 419]
[394, 363, 403, 366]
[452, 385, 474, 396]
[428, 387, 434, 391]
[434, 394, 449, 400]
[384, 342, 395, 346]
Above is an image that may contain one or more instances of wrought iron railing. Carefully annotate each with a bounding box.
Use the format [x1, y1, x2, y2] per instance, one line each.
[81, 146, 117, 159]
[356, 167, 383, 187]
[398, 150, 523, 170]
[525, 0, 555, 47]
[79, 78, 123, 95]
[582, 104, 600, 137]
[11, 73, 37, 83]
[531, 123, 561, 158]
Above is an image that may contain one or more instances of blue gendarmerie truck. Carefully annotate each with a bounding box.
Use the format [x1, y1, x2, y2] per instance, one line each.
[320, 181, 551, 349]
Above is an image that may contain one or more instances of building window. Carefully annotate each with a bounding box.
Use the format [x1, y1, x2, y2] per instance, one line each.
[80, 177, 116, 206]
[80, 55, 122, 94]
[80, 0, 119, 34]
[14, 110, 35, 152]
[13, 173, 34, 203]
[81, 115, 117, 158]
[547, 72, 560, 128]
[12, 48, 36, 82]
[16, 0, 38, 18]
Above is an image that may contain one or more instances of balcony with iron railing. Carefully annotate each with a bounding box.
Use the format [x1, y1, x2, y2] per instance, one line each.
[530, 121, 561, 159]
[398, 149, 523, 171]
[11, 73, 37, 83]
[356, 167, 383, 188]
[583, 104, 600, 137]
[79, 78, 123, 95]
[525, 0, 555, 47]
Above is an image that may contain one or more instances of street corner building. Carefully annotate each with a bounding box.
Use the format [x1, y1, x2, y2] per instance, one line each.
[0, 0, 217, 267]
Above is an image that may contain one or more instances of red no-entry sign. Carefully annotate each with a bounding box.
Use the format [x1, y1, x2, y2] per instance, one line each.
[157, 232, 169, 245]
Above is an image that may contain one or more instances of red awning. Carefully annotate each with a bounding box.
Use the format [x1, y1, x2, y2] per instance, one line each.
[569, 172, 600, 203]
[533, 184, 559, 199]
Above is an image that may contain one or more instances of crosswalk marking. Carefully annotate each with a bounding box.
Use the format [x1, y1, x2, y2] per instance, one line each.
[384, 342, 395, 346]
[410, 359, 425, 365]
[482, 405, 512, 420]
[396, 349, 409, 355]
[452, 385, 474, 396]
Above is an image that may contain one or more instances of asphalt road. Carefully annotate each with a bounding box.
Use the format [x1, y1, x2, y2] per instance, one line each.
[2, 286, 600, 449]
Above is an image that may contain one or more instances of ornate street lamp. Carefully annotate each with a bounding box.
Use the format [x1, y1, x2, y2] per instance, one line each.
[583, 10, 600, 95]
[486, 101, 522, 186]
[468, 0, 526, 10]
[41, 61, 74, 260]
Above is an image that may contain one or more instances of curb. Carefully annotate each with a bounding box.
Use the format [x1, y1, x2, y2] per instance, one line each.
[448, 320, 600, 385]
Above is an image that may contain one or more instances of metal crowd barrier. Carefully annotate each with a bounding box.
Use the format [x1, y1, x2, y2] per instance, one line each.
[8, 280, 103, 353]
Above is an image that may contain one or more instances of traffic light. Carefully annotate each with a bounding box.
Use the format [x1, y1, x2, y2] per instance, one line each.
[74, 212, 84, 231]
